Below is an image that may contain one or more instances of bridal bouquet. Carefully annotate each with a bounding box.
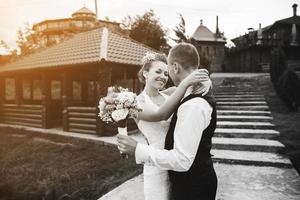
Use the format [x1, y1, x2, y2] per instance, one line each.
[98, 86, 141, 158]
[98, 86, 141, 126]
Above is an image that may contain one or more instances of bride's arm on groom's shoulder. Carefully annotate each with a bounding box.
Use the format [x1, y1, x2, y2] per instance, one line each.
[136, 70, 209, 122]
[161, 86, 176, 96]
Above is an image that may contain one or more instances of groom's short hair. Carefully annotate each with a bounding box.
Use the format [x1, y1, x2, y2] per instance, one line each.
[168, 43, 199, 69]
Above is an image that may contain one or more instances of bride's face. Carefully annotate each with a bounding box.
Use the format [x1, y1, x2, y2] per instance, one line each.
[144, 61, 169, 90]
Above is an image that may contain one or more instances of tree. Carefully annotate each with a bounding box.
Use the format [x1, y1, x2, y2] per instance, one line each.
[0, 40, 18, 63]
[172, 14, 189, 43]
[122, 10, 169, 51]
[0, 40, 10, 51]
[16, 22, 35, 56]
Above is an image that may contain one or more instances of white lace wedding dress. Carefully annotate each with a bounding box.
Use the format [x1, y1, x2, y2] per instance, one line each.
[137, 90, 171, 200]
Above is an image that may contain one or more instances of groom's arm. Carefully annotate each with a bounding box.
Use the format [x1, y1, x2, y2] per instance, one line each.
[135, 98, 212, 171]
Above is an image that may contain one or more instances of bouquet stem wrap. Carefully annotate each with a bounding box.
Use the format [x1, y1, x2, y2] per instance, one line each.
[118, 127, 127, 135]
[118, 119, 128, 159]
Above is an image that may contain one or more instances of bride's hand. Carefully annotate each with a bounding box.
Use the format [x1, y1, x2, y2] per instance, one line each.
[193, 79, 212, 96]
[182, 69, 209, 87]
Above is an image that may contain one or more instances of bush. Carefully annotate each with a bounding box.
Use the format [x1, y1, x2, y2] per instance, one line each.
[270, 46, 300, 111]
[276, 70, 300, 111]
[270, 46, 287, 85]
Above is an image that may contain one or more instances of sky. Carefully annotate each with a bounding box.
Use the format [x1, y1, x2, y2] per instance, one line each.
[0, 0, 299, 54]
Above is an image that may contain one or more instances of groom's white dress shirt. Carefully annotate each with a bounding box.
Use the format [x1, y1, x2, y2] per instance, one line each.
[135, 88, 213, 172]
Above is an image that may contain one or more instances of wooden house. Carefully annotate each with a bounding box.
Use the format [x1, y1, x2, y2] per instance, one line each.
[0, 28, 156, 135]
[225, 4, 300, 72]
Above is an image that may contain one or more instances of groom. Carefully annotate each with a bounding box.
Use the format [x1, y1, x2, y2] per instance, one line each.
[117, 42, 217, 200]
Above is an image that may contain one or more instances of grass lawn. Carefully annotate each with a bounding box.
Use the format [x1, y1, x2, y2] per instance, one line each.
[264, 78, 300, 174]
[0, 127, 142, 200]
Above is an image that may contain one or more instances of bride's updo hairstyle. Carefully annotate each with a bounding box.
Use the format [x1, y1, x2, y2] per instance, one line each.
[138, 52, 167, 84]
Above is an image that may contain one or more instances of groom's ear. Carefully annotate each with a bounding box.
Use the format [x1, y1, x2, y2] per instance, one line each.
[173, 62, 179, 74]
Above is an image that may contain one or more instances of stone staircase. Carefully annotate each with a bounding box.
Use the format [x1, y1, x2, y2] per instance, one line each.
[211, 83, 292, 168]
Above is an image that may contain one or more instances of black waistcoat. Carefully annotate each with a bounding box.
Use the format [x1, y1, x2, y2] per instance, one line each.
[164, 92, 217, 183]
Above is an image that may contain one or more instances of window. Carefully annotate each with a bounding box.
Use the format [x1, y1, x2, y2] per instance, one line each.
[59, 21, 69, 28]
[51, 80, 61, 100]
[33, 80, 43, 100]
[87, 81, 95, 101]
[75, 20, 83, 27]
[206, 46, 209, 56]
[72, 81, 82, 101]
[5, 78, 16, 101]
[22, 80, 31, 100]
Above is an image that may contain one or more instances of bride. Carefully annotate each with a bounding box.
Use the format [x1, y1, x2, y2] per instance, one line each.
[125, 52, 211, 200]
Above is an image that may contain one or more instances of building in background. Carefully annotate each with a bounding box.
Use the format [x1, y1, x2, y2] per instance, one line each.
[190, 17, 226, 72]
[0, 28, 155, 135]
[27, 7, 126, 49]
[225, 4, 300, 72]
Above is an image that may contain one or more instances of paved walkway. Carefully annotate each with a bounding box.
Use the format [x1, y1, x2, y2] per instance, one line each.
[99, 163, 300, 200]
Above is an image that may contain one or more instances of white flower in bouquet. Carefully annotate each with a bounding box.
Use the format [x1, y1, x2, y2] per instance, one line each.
[118, 91, 135, 104]
[111, 108, 129, 122]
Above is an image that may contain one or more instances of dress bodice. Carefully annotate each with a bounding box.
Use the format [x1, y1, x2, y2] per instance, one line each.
[137, 91, 171, 150]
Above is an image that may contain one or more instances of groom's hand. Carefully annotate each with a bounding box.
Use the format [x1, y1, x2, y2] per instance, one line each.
[117, 134, 138, 155]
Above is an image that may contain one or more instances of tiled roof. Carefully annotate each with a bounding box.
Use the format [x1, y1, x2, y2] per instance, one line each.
[274, 16, 300, 26]
[257, 16, 300, 33]
[107, 31, 156, 65]
[0, 28, 157, 73]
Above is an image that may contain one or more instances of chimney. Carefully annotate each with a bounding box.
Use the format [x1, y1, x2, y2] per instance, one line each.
[216, 16, 219, 35]
[257, 23, 263, 45]
[291, 23, 298, 46]
[293, 4, 297, 16]
[200, 19, 203, 26]
[95, 0, 98, 19]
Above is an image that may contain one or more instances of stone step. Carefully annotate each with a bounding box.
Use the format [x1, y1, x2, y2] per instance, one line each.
[215, 94, 264, 98]
[217, 101, 267, 106]
[215, 97, 266, 102]
[211, 149, 292, 168]
[217, 121, 275, 129]
[215, 91, 263, 95]
[217, 110, 272, 116]
[217, 105, 269, 111]
[217, 115, 273, 122]
[212, 137, 284, 153]
[214, 128, 280, 139]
